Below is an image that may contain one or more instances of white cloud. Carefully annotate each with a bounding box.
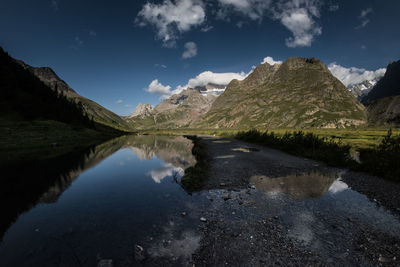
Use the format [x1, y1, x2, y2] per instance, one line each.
[136, 0, 205, 47]
[116, 99, 123, 104]
[328, 63, 386, 87]
[182, 42, 198, 59]
[145, 79, 173, 99]
[89, 30, 97, 36]
[261, 56, 282, 65]
[217, 0, 272, 21]
[145, 70, 248, 99]
[148, 163, 184, 183]
[217, 0, 322, 48]
[125, 104, 132, 108]
[357, 8, 373, 28]
[274, 0, 322, 48]
[186, 71, 247, 88]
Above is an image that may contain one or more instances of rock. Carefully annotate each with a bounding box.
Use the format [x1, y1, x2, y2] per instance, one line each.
[98, 259, 113, 267]
[200, 217, 207, 222]
[222, 193, 231, 201]
[220, 183, 226, 186]
[181, 212, 187, 216]
[378, 256, 391, 263]
[135, 245, 145, 261]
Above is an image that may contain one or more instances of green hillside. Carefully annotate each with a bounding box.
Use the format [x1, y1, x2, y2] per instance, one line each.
[195, 57, 366, 129]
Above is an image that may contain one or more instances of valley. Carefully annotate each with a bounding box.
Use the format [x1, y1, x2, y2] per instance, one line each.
[1, 47, 400, 266]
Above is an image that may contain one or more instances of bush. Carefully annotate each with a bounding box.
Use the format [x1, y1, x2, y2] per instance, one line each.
[234, 129, 400, 182]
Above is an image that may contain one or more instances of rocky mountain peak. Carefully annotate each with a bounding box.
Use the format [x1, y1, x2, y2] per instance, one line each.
[363, 59, 400, 102]
[15, 59, 76, 94]
[281, 57, 326, 71]
[196, 57, 366, 129]
[129, 103, 153, 118]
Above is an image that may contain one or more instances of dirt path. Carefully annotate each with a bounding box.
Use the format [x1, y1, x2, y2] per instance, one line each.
[192, 136, 400, 266]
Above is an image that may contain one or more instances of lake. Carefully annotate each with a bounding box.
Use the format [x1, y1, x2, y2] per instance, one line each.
[1, 135, 399, 266]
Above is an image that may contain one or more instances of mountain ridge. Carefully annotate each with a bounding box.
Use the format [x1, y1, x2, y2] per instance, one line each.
[15, 59, 130, 130]
[193, 57, 366, 129]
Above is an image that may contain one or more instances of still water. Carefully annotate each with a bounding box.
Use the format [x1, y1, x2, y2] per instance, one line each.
[0, 135, 209, 266]
[1, 135, 399, 266]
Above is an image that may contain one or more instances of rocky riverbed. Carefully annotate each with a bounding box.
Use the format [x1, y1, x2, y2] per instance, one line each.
[186, 136, 400, 266]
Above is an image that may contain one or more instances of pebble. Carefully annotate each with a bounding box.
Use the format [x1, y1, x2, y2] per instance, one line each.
[222, 193, 231, 201]
[378, 256, 391, 263]
[181, 212, 187, 216]
[200, 217, 207, 222]
[135, 244, 145, 261]
[220, 183, 226, 186]
[98, 259, 113, 267]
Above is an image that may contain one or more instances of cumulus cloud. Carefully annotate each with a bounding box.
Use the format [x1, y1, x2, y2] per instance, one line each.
[261, 56, 282, 65]
[148, 163, 184, 183]
[145, 70, 248, 99]
[328, 63, 386, 87]
[182, 42, 198, 59]
[274, 0, 322, 48]
[356, 8, 373, 28]
[116, 99, 123, 104]
[217, 0, 322, 48]
[186, 71, 247, 87]
[145, 79, 173, 99]
[217, 0, 272, 21]
[136, 0, 205, 47]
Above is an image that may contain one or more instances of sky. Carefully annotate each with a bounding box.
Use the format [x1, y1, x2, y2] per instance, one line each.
[1, 0, 399, 116]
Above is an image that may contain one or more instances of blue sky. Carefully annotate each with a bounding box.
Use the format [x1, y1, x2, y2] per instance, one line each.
[1, 0, 399, 115]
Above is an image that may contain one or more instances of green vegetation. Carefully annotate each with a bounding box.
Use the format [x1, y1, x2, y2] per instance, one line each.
[196, 58, 366, 129]
[0, 47, 93, 128]
[181, 135, 209, 192]
[358, 129, 400, 181]
[139, 128, 400, 149]
[0, 47, 128, 166]
[236, 129, 352, 166]
[0, 118, 122, 167]
[234, 129, 400, 182]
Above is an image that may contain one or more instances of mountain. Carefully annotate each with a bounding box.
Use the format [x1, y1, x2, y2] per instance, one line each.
[363, 59, 400, 102]
[366, 96, 400, 125]
[0, 47, 93, 127]
[195, 83, 226, 96]
[16, 59, 130, 130]
[194, 57, 366, 129]
[362, 59, 400, 125]
[129, 103, 153, 118]
[348, 79, 381, 100]
[126, 88, 218, 129]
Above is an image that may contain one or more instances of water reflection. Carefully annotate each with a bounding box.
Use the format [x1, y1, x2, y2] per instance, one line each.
[0, 135, 196, 242]
[250, 171, 338, 199]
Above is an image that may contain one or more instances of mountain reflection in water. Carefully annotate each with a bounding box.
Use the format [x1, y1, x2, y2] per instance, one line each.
[250, 171, 338, 199]
[0, 135, 196, 241]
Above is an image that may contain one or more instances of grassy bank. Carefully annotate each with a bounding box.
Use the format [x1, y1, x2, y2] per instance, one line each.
[139, 128, 400, 149]
[234, 129, 400, 182]
[0, 118, 125, 167]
